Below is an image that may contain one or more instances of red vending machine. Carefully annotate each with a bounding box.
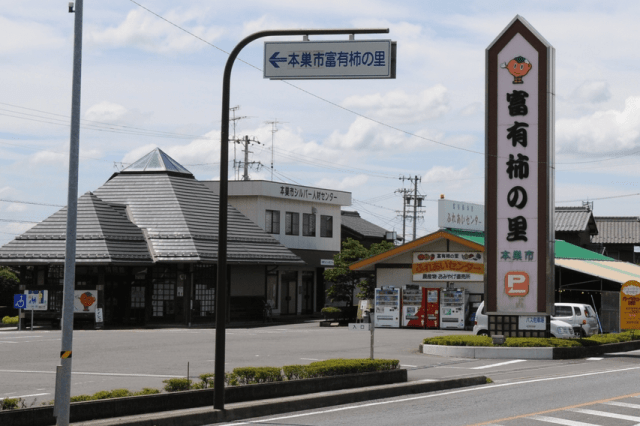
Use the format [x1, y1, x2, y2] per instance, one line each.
[425, 288, 440, 329]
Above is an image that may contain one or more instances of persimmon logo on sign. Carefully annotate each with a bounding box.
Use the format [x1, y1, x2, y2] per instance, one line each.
[505, 271, 529, 296]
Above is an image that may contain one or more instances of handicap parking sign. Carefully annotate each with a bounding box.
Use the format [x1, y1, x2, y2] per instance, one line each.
[13, 294, 26, 309]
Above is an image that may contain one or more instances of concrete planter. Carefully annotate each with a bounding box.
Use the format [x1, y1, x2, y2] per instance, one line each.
[0, 369, 407, 426]
[420, 339, 640, 360]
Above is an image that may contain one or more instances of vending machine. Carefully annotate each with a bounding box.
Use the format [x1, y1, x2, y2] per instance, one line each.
[425, 288, 440, 329]
[439, 288, 469, 329]
[401, 285, 424, 328]
[374, 286, 400, 328]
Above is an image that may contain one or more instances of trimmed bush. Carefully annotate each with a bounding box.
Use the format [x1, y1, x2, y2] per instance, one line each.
[232, 367, 283, 385]
[423, 331, 640, 348]
[2, 316, 18, 325]
[283, 359, 399, 379]
[69, 395, 93, 403]
[162, 378, 192, 392]
[320, 307, 342, 313]
[1, 398, 19, 410]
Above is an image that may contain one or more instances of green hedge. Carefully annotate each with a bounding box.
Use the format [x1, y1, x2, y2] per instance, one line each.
[232, 367, 283, 385]
[283, 359, 399, 380]
[321, 307, 342, 313]
[423, 331, 640, 348]
[2, 316, 18, 325]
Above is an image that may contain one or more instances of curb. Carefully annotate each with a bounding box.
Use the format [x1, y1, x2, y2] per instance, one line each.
[74, 376, 487, 426]
[420, 340, 640, 359]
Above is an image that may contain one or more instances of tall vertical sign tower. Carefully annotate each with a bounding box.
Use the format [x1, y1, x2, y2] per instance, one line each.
[485, 15, 555, 334]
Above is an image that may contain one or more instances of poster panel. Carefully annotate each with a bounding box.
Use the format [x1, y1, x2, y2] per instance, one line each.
[74, 290, 98, 313]
[621, 280, 640, 330]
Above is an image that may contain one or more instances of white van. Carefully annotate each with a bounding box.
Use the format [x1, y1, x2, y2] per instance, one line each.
[551, 303, 599, 337]
[473, 301, 575, 338]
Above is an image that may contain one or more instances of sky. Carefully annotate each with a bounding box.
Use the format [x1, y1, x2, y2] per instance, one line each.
[2, 0, 640, 246]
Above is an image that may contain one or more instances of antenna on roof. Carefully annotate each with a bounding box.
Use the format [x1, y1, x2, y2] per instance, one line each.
[582, 200, 593, 212]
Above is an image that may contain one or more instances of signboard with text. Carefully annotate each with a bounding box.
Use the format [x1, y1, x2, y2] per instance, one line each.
[485, 15, 555, 315]
[264, 40, 395, 80]
[412, 252, 484, 282]
[620, 280, 640, 330]
[438, 199, 484, 232]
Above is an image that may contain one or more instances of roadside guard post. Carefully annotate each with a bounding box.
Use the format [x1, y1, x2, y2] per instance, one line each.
[216, 28, 395, 410]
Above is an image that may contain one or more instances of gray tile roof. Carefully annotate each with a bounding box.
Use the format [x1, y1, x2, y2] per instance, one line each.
[591, 217, 640, 244]
[0, 151, 303, 265]
[0, 192, 152, 263]
[555, 206, 598, 234]
[341, 210, 390, 239]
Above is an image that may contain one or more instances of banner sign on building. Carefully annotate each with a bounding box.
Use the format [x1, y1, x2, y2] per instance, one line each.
[264, 40, 395, 80]
[413, 252, 484, 281]
[438, 199, 484, 232]
[485, 15, 555, 315]
[74, 290, 98, 313]
[620, 280, 640, 330]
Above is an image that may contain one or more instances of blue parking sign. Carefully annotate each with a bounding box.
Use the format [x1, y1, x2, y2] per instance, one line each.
[14, 294, 26, 309]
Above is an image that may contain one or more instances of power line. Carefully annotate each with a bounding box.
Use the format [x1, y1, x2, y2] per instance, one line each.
[0, 198, 64, 207]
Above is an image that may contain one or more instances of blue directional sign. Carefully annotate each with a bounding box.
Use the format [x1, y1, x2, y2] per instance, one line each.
[13, 294, 26, 309]
[264, 40, 395, 80]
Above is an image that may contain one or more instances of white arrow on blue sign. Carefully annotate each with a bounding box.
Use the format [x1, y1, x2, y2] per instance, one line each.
[264, 40, 395, 80]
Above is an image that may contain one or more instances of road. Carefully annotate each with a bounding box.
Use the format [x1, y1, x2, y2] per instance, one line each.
[2, 321, 640, 426]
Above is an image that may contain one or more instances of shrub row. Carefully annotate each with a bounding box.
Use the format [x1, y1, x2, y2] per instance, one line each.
[163, 359, 400, 392]
[2, 316, 18, 325]
[67, 388, 160, 403]
[423, 331, 640, 348]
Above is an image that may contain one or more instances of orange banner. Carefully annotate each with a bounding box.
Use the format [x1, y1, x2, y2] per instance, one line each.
[413, 260, 484, 275]
[621, 280, 640, 330]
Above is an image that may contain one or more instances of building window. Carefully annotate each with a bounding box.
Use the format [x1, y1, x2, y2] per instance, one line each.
[320, 215, 333, 238]
[285, 212, 299, 235]
[303, 213, 316, 237]
[265, 210, 280, 234]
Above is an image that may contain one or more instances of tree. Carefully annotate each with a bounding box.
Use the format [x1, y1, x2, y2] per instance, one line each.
[0, 266, 19, 308]
[324, 238, 395, 305]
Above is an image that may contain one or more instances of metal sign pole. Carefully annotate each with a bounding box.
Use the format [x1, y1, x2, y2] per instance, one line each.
[31, 308, 34, 331]
[18, 308, 21, 331]
[54, 1, 83, 425]
[215, 27, 389, 411]
[369, 311, 375, 360]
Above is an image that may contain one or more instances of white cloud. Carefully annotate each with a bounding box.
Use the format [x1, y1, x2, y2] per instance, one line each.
[315, 174, 369, 192]
[570, 80, 611, 104]
[0, 16, 64, 54]
[86, 9, 223, 54]
[557, 97, 640, 154]
[84, 101, 151, 125]
[459, 102, 482, 117]
[422, 165, 475, 192]
[6, 203, 27, 213]
[341, 85, 450, 124]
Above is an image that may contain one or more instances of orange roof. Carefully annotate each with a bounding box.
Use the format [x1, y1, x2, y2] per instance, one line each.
[349, 230, 484, 271]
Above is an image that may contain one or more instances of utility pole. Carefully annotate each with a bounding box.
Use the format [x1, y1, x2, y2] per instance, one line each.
[399, 176, 424, 241]
[394, 188, 411, 243]
[237, 135, 261, 181]
[229, 106, 247, 180]
[265, 119, 287, 181]
[55, 2, 83, 425]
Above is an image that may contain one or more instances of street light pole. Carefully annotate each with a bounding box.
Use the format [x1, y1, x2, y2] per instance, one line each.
[215, 27, 389, 410]
[54, 1, 83, 425]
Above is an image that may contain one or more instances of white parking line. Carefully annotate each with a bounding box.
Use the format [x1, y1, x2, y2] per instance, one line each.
[401, 365, 417, 368]
[586, 357, 603, 361]
[300, 358, 321, 361]
[605, 401, 640, 409]
[471, 360, 526, 369]
[0, 369, 182, 378]
[530, 415, 600, 425]
[0, 393, 49, 401]
[570, 408, 640, 422]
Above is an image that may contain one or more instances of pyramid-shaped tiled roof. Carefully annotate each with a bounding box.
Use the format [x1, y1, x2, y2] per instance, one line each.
[122, 148, 192, 175]
[0, 192, 152, 263]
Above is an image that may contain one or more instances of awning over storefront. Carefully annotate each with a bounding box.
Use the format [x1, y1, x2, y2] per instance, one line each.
[555, 258, 640, 284]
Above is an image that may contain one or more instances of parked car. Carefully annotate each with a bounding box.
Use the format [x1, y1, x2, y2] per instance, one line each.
[473, 301, 574, 339]
[551, 303, 599, 337]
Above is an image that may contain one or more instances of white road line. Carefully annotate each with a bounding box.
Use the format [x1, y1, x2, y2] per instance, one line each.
[300, 358, 321, 361]
[401, 365, 417, 368]
[0, 369, 182, 378]
[217, 365, 640, 426]
[570, 408, 640, 422]
[0, 393, 49, 401]
[471, 360, 526, 370]
[530, 415, 601, 425]
[586, 357, 603, 361]
[417, 379, 436, 382]
[0, 341, 18, 344]
[605, 401, 640, 409]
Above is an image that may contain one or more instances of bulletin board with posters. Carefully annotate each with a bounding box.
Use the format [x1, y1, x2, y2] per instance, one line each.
[412, 252, 484, 282]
